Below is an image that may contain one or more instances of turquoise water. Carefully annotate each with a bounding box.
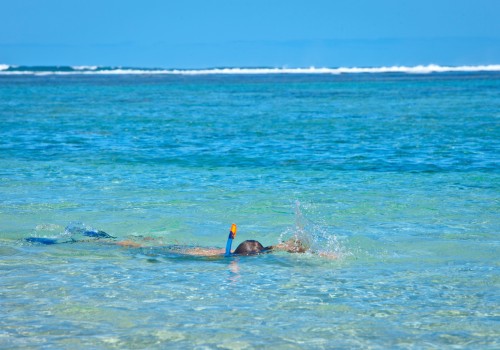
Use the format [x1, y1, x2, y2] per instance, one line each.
[0, 72, 499, 349]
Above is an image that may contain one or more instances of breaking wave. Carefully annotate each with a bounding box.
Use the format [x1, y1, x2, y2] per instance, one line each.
[71, 65, 98, 71]
[1, 64, 500, 76]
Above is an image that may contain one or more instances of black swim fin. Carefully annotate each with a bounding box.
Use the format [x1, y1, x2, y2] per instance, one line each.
[82, 230, 116, 239]
[25, 237, 58, 245]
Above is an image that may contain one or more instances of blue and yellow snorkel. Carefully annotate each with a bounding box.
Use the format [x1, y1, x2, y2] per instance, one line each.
[225, 223, 237, 257]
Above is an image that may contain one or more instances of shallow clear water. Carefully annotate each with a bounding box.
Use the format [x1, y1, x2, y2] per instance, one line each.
[0, 73, 499, 349]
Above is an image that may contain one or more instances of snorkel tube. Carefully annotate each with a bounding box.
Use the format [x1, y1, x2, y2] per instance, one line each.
[225, 224, 237, 257]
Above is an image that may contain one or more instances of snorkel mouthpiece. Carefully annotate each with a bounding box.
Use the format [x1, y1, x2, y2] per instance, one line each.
[224, 224, 237, 256]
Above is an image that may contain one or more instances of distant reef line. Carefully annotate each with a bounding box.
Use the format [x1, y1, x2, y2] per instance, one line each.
[1, 64, 500, 75]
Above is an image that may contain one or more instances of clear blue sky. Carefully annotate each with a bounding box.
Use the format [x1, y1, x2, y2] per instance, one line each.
[1, 0, 499, 68]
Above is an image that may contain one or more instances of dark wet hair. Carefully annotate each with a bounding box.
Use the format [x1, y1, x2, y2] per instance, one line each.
[233, 240, 272, 255]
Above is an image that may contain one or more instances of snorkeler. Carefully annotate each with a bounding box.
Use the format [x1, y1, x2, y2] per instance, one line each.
[116, 223, 308, 257]
[26, 223, 308, 257]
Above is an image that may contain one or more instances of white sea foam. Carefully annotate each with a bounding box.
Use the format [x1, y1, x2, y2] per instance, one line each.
[1, 64, 500, 76]
[71, 65, 98, 70]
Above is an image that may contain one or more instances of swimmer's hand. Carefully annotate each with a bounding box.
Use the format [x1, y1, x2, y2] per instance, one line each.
[318, 251, 338, 259]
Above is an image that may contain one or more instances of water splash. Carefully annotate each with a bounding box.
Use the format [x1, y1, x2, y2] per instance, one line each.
[279, 200, 349, 258]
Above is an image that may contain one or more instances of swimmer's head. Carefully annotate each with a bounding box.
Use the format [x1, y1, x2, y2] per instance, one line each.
[233, 240, 272, 255]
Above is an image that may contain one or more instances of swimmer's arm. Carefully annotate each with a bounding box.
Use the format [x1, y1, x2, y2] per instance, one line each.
[271, 238, 338, 259]
[270, 238, 307, 253]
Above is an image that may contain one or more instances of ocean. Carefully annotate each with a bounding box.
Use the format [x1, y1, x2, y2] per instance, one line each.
[0, 66, 499, 349]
